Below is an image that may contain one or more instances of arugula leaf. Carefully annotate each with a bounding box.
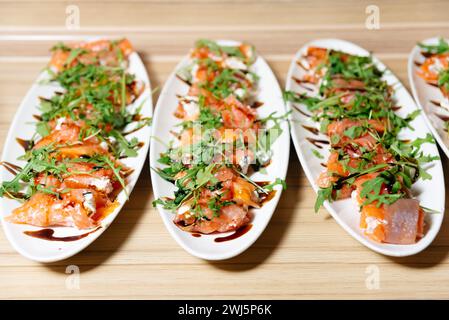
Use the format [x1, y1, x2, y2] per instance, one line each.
[315, 186, 333, 212]
[418, 38, 449, 54]
[312, 149, 324, 159]
[263, 178, 287, 191]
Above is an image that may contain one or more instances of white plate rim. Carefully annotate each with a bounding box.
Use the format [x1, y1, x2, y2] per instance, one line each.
[0, 40, 153, 262]
[286, 38, 445, 257]
[149, 40, 290, 260]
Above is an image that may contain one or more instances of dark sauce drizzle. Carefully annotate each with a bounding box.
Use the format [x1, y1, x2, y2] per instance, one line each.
[431, 100, 442, 107]
[302, 125, 319, 135]
[260, 190, 277, 206]
[251, 101, 264, 109]
[214, 224, 253, 243]
[24, 227, 101, 242]
[292, 104, 312, 118]
[16, 138, 33, 151]
[176, 74, 192, 86]
[437, 114, 449, 122]
[0, 161, 22, 175]
[292, 76, 314, 85]
[420, 51, 433, 58]
[292, 77, 315, 92]
[306, 137, 329, 149]
[296, 60, 309, 71]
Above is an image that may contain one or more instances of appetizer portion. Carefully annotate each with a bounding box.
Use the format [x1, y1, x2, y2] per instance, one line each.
[285, 47, 437, 244]
[0, 39, 149, 230]
[417, 38, 449, 109]
[153, 40, 286, 235]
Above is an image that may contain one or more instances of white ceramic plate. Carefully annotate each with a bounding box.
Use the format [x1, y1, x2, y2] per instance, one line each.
[150, 40, 290, 260]
[0, 44, 153, 262]
[286, 39, 444, 257]
[408, 37, 449, 159]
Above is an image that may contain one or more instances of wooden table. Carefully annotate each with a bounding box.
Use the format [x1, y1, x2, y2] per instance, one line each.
[1, 0, 449, 299]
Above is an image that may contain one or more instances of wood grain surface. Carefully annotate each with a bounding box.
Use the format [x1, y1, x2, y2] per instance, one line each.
[1, 0, 449, 299]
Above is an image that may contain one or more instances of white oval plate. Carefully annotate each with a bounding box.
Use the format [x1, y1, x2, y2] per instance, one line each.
[408, 37, 449, 159]
[150, 40, 290, 260]
[0, 43, 153, 263]
[286, 39, 444, 257]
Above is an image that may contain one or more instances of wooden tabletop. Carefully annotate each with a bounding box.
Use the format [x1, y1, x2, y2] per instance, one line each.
[1, 0, 449, 299]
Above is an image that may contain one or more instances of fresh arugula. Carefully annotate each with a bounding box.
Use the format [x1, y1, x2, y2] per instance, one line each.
[418, 38, 449, 55]
[154, 40, 287, 223]
[284, 48, 438, 212]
